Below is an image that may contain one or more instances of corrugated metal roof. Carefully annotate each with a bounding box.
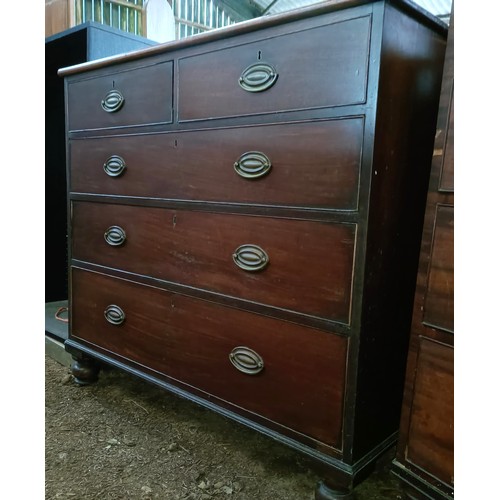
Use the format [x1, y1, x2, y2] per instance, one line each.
[249, 0, 452, 22]
[410, 0, 452, 21]
[250, 0, 327, 15]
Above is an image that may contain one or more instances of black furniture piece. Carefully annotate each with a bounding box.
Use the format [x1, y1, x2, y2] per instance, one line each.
[45, 21, 156, 344]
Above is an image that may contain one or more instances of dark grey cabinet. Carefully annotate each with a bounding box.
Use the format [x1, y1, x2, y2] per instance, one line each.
[45, 21, 156, 339]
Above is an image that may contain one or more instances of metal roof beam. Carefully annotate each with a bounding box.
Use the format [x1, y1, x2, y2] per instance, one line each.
[262, 0, 281, 15]
[213, 0, 265, 21]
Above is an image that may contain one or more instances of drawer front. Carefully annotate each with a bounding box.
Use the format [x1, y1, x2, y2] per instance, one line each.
[438, 90, 454, 191]
[178, 15, 371, 121]
[70, 118, 363, 209]
[423, 205, 454, 333]
[406, 338, 454, 486]
[67, 61, 173, 131]
[72, 202, 356, 323]
[71, 267, 347, 447]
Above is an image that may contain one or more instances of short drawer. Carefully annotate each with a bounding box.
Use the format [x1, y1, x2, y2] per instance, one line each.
[72, 202, 356, 324]
[178, 15, 371, 121]
[71, 267, 347, 448]
[66, 61, 173, 131]
[70, 118, 363, 210]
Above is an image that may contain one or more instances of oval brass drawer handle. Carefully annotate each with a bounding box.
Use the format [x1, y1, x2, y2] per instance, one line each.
[101, 89, 125, 113]
[234, 151, 272, 179]
[233, 244, 269, 272]
[229, 346, 264, 375]
[104, 304, 126, 326]
[103, 155, 126, 177]
[239, 62, 278, 93]
[104, 225, 127, 247]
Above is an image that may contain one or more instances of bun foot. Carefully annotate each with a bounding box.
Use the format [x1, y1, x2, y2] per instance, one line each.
[315, 481, 353, 500]
[70, 357, 100, 385]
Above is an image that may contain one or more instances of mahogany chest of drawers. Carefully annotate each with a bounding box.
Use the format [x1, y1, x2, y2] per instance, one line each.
[59, 1, 446, 497]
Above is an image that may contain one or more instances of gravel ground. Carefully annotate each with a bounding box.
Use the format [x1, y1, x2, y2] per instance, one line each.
[45, 354, 406, 499]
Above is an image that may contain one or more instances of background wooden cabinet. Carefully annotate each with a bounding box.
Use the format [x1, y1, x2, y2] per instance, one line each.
[392, 5, 454, 500]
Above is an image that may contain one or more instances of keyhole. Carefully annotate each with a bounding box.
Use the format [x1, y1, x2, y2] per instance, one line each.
[112, 80, 115, 88]
[258, 51, 262, 60]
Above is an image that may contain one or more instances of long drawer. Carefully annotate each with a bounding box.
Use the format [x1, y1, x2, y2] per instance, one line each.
[71, 267, 347, 447]
[71, 202, 356, 324]
[177, 15, 371, 121]
[70, 118, 364, 210]
[66, 61, 173, 132]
